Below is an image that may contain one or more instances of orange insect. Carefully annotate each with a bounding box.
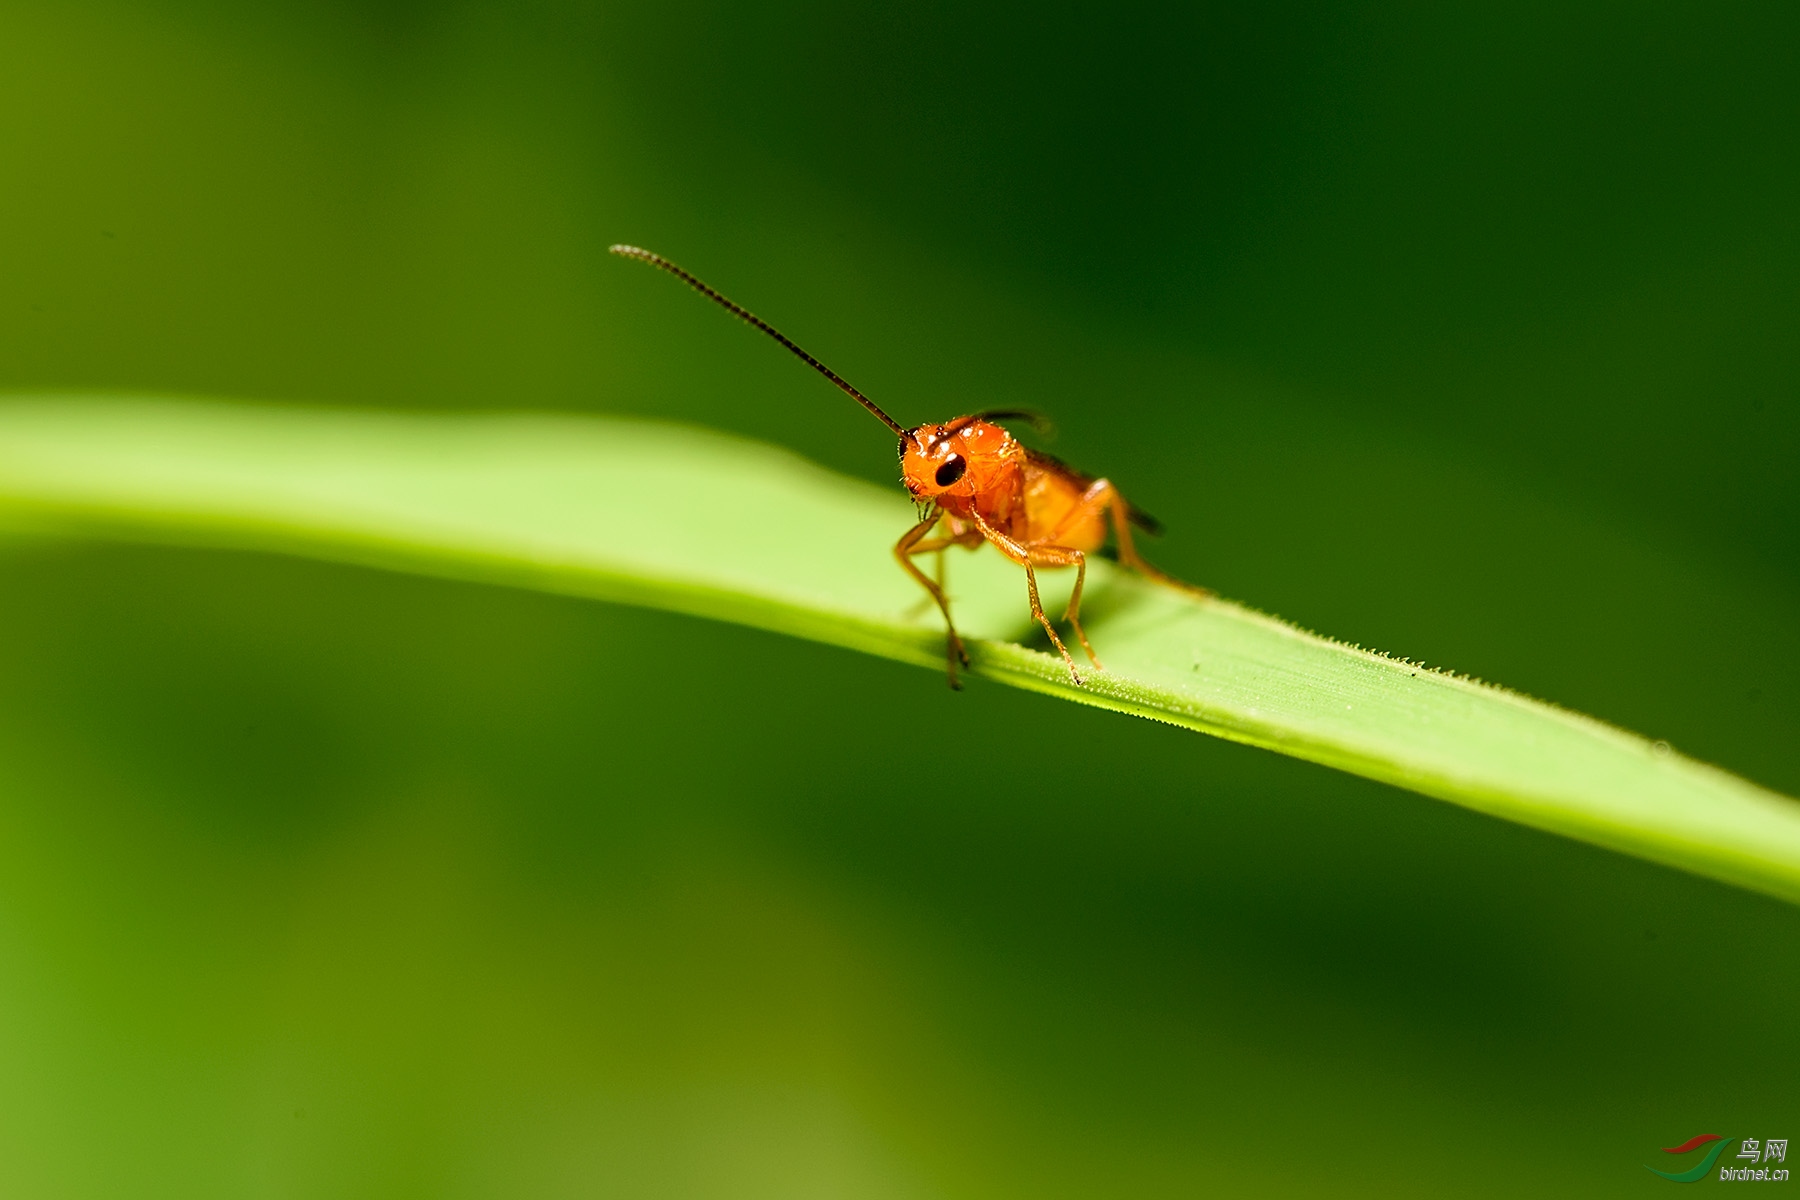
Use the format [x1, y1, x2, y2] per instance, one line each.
[612, 245, 1204, 688]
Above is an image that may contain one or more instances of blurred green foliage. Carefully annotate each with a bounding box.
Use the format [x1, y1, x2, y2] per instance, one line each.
[0, 0, 1795, 1194]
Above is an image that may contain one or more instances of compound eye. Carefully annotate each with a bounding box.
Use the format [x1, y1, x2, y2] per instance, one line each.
[935, 455, 968, 487]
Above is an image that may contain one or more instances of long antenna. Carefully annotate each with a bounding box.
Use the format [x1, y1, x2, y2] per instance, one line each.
[610, 244, 910, 440]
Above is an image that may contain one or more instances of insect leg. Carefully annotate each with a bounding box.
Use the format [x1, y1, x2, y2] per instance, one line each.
[1087, 479, 1212, 597]
[895, 513, 971, 688]
[970, 514, 1084, 686]
[1021, 560, 1082, 686]
[1029, 546, 1102, 669]
[898, 533, 962, 620]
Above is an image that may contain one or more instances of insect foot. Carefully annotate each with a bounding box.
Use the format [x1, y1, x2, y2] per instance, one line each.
[942, 635, 971, 690]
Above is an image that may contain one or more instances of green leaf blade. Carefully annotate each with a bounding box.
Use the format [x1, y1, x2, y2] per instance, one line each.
[1, 396, 1796, 902]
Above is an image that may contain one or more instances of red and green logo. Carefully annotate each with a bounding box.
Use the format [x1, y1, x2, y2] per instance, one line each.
[1646, 1134, 1734, 1183]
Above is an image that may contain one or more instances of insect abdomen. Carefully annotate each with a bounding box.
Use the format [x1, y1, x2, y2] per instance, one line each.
[1020, 459, 1105, 551]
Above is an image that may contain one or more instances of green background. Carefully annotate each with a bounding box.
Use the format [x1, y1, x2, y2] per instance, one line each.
[1, 0, 1796, 1194]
